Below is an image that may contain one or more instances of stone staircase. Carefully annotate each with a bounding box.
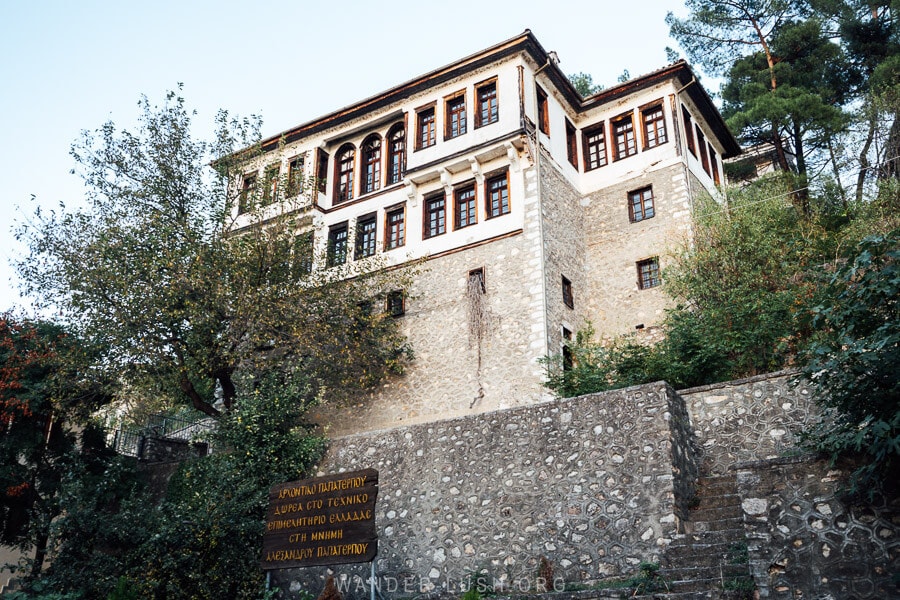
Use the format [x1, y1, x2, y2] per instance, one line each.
[636, 472, 756, 599]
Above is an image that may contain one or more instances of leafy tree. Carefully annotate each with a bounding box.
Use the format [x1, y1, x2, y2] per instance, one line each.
[567, 72, 603, 97]
[802, 229, 900, 494]
[16, 89, 412, 418]
[0, 315, 109, 578]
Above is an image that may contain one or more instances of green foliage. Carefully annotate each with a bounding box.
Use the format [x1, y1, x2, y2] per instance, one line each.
[802, 230, 900, 494]
[16, 89, 412, 419]
[567, 72, 602, 96]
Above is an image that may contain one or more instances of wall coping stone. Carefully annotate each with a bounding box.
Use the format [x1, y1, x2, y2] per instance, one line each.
[677, 369, 800, 395]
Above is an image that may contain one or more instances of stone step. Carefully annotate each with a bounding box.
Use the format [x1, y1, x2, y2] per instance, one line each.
[663, 543, 746, 565]
[695, 476, 739, 494]
[690, 517, 745, 532]
[662, 565, 751, 585]
[662, 570, 753, 593]
[689, 504, 743, 522]
[694, 492, 742, 511]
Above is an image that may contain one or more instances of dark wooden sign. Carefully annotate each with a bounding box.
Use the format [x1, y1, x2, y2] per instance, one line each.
[262, 468, 378, 570]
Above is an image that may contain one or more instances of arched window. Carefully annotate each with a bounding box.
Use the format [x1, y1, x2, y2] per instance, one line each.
[334, 144, 355, 203]
[361, 135, 382, 195]
[386, 123, 405, 185]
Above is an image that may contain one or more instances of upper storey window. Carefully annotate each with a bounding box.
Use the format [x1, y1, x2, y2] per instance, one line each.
[485, 170, 509, 218]
[565, 119, 577, 167]
[287, 155, 304, 197]
[387, 123, 405, 185]
[537, 86, 550, 135]
[416, 105, 436, 150]
[641, 103, 668, 149]
[475, 79, 498, 128]
[612, 113, 637, 160]
[697, 127, 710, 175]
[316, 149, 329, 194]
[583, 123, 608, 171]
[445, 92, 466, 139]
[334, 144, 355, 204]
[361, 135, 382, 195]
[239, 173, 256, 214]
[262, 164, 279, 206]
[682, 106, 696, 156]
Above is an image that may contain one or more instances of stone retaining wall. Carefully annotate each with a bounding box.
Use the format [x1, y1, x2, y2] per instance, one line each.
[273, 382, 698, 598]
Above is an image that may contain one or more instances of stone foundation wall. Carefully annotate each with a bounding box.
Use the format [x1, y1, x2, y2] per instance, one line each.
[734, 457, 899, 599]
[273, 381, 698, 598]
[680, 370, 819, 476]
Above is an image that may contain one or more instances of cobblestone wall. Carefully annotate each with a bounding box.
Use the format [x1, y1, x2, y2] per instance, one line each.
[680, 370, 819, 475]
[734, 457, 899, 599]
[273, 382, 698, 598]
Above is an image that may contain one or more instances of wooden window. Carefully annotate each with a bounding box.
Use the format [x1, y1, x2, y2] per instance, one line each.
[316, 148, 329, 194]
[709, 144, 720, 185]
[327, 223, 348, 267]
[386, 123, 405, 185]
[612, 112, 637, 160]
[445, 92, 467, 139]
[287, 155, 304, 197]
[485, 171, 509, 218]
[423, 193, 446, 239]
[361, 135, 382, 195]
[682, 106, 696, 156]
[416, 105, 436, 150]
[565, 119, 578, 167]
[454, 183, 476, 229]
[475, 79, 498, 128]
[583, 123, 607, 171]
[262, 164, 279, 205]
[385, 206, 405, 250]
[386, 290, 405, 317]
[334, 144, 355, 203]
[562, 326, 573, 371]
[238, 173, 256, 214]
[355, 213, 377, 259]
[468, 267, 485, 294]
[537, 85, 550, 135]
[628, 186, 655, 222]
[697, 127, 710, 175]
[562, 275, 574, 309]
[641, 103, 668, 149]
[292, 232, 313, 278]
[637, 257, 661, 290]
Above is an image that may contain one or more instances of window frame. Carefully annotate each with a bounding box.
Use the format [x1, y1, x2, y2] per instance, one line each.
[292, 231, 314, 278]
[628, 186, 655, 223]
[637, 257, 661, 290]
[681, 106, 696, 157]
[355, 213, 377, 260]
[640, 101, 668, 150]
[326, 222, 349, 267]
[386, 290, 405, 317]
[474, 78, 499, 129]
[360, 134, 382, 195]
[562, 275, 574, 309]
[468, 267, 486, 294]
[537, 85, 550, 135]
[709, 143, 721, 185]
[286, 155, 305, 198]
[582, 122, 608, 171]
[262, 164, 280, 206]
[565, 118, 578, 168]
[484, 169, 510, 219]
[611, 111, 638, 161]
[386, 122, 406, 185]
[238, 172, 256, 214]
[333, 144, 356, 204]
[696, 126, 710, 175]
[384, 205, 406, 251]
[415, 103, 436, 151]
[423, 192, 447, 239]
[453, 182, 477, 230]
[444, 91, 467, 140]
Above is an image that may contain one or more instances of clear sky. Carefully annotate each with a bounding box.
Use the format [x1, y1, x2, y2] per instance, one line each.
[0, 0, 696, 315]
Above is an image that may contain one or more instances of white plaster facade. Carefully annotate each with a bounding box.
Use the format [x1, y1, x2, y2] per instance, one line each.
[231, 31, 740, 434]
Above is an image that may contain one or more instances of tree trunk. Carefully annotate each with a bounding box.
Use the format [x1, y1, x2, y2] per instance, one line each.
[856, 116, 876, 202]
[880, 113, 900, 180]
[793, 121, 810, 214]
[179, 373, 219, 417]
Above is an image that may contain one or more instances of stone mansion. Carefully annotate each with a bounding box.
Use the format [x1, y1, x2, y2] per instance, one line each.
[231, 31, 741, 435]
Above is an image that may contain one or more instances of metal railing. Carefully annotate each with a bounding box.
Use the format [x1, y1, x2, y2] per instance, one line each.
[109, 412, 215, 458]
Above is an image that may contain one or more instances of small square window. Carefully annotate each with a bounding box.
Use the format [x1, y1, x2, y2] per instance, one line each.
[637, 258, 661, 290]
[485, 171, 509, 219]
[562, 275, 574, 309]
[386, 290, 405, 317]
[416, 106, 436, 150]
[628, 187, 655, 223]
[475, 80, 498, 128]
[385, 206, 405, 250]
